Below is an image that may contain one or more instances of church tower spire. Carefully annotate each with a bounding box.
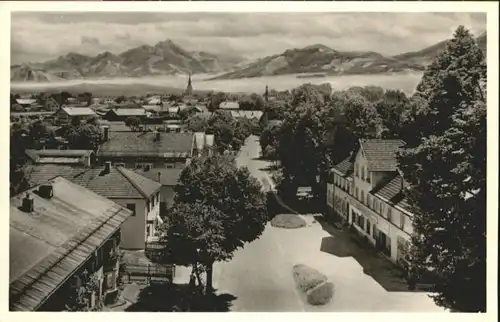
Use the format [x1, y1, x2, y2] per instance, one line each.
[185, 72, 193, 96]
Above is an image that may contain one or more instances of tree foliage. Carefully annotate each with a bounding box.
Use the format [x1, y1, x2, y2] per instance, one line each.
[397, 26, 486, 312]
[68, 124, 103, 150]
[166, 154, 268, 290]
[124, 116, 141, 130]
[238, 93, 266, 111]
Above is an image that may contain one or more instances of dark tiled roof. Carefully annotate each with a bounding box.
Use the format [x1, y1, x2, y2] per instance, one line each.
[134, 167, 184, 186]
[332, 156, 354, 176]
[26, 164, 161, 199]
[10, 176, 132, 311]
[98, 131, 194, 156]
[371, 174, 412, 215]
[360, 139, 405, 172]
[118, 167, 163, 196]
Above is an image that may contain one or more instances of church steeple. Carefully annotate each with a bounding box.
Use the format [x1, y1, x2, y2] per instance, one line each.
[264, 85, 269, 102]
[185, 72, 193, 96]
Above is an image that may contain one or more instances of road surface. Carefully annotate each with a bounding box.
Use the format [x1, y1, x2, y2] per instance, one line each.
[195, 136, 444, 312]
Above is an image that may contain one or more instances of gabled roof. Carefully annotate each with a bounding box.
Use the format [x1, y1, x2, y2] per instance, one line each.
[332, 155, 355, 177]
[60, 107, 96, 116]
[230, 110, 264, 119]
[359, 139, 405, 172]
[9, 176, 132, 311]
[25, 164, 161, 199]
[219, 101, 239, 110]
[118, 167, 162, 197]
[16, 98, 37, 105]
[134, 167, 184, 186]
[107, 108, 146, 116]
[371, 173, 412, 216]
[25, 149, 93, 165]
[98, 131, 194, 157]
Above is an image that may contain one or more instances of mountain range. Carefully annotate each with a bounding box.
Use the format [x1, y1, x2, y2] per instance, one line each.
[11, 33, 486, 83]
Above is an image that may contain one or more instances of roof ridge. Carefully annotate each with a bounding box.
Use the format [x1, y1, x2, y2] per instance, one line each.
[117, 167, 160, 199]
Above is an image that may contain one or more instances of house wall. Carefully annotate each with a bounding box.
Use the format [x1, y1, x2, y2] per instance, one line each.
[112, 198, 147, 250]
[146, 193, 161, 240]
[329, 161, 414, 267]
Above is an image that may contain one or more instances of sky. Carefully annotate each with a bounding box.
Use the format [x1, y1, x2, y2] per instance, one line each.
[11, 12, 486, 64]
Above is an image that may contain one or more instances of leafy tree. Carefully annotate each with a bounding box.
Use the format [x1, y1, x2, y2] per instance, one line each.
[339, 91, 379, 139]
[207, 92, 226, 113]
[375, 89, 409, 139]
[347, 85, 385, 103]
[124, 116, 141, 130]
[71, 116, 82, 127]
[186, 115, 209, 133]
[115, 96, 126, 104]
[168, 154, 267, 292]
[68, 124, 103, 150]
[238, 93, 266, 111]
[397, 26, 486, 312]
[260, 123, 282, 159]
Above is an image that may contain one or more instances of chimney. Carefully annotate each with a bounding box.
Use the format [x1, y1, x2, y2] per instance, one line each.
[38, 184, 53, 199]
[104, 161, 112, 173]
[22, 193, 34, 212]
[157, 171, 161, 182]
[103, 126, 109, 141]
[154, 131, 160, 141]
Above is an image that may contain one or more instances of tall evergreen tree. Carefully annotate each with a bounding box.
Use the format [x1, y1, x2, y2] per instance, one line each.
[397, 26, 486, 312]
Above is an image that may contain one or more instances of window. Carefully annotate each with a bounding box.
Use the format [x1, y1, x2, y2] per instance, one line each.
[126, 203, 136, 216]
[147, 200, 151, 213]
[400, 213, 405, 229]
[361, 166, 365, 180]
[355, 164, 359, 177]
[166, 164, 174, 169]
[374, 199, 377, 212]
[367, 195, 371, 208]
[360, 190, 364, 203]
[387, 208, 392, 222]
[366, 169, 371, 183]
[355, 187, 359, 199]
[366, 222, 371, 235]
[379, 202, 383, 215]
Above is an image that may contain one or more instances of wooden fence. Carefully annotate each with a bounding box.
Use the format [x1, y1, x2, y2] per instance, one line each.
[124, 263, 175, 284]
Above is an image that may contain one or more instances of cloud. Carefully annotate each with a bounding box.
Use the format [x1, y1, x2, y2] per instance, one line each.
[10, 12, 486, 64]
[81, 36, 100, 46]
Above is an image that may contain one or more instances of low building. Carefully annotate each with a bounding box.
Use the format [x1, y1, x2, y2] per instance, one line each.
[25, 149, 96, 167]
[53, 107, 97, 124]
[25, 162, 162, 250]
[97, 129, 195, 169]
[103, 108, 146, 121]
[326, 139, 412, 269]
[230, 110, 264, 121]
[9, 176, 133, 311]
[219, 101, 239, 110]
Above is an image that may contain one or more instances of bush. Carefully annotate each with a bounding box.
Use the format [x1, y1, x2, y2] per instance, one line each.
[292, 264, 327, 293]
[271, 214, 306, 229]
[306, 282, 334, 306]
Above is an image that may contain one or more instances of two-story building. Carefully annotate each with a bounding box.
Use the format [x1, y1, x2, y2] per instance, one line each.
[25, 162, 162, 250]
[9, 177, 133, 311]
[97, 129, 195, 169]
[327, 139, 412, 269]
